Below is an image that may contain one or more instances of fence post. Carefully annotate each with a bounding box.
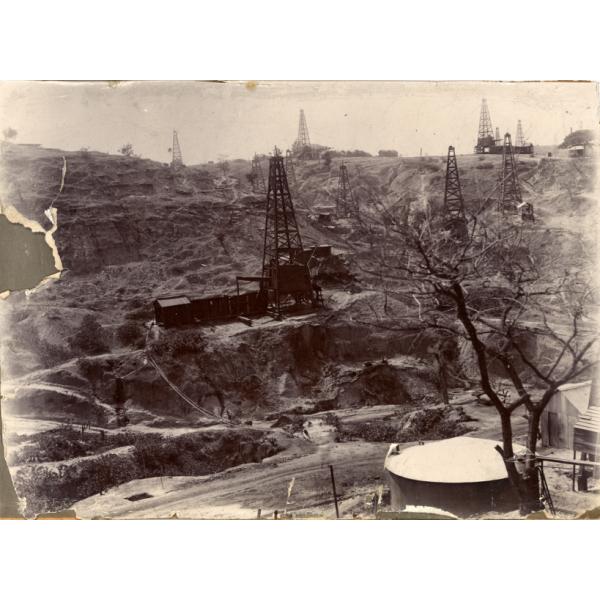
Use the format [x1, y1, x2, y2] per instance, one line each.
[329, 465, 340, 519]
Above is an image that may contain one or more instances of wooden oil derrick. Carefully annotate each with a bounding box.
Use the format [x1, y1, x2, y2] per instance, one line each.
[292, 109, 313, 158]
[499, 133, 521, 215]
[515, 120, 525, 148]
[499, 133, 535, 222]
[336, 163, 359, 219]
[475, 99, 495, 153]
[261, 148, 314, 317]
[171, 130, 183, 168]
[443, 146, 466, 224]
[296, 109, 311, 147]
[250, 154, 266, 194]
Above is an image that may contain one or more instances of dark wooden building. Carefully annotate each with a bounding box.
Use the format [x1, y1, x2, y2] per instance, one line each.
[153, 296, 193, 327]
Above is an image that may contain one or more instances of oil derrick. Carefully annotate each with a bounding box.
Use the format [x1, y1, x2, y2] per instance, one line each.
[261, 148, 314, 317]
[495, 127, 501, 143]
[515, 120, 525, 147]
[251, 154, 266, 193]
[499, 133, 534, 221]
[285, 150, 297, 191]
[515, 121, 525, 147]
[336, 162, 358, 219]
[513, 120, 533, 155]
[443, 146, 466, 226]
[171, 130, 183, 168]
[292, 109, 312, 158]
[475, 99, 495, 154]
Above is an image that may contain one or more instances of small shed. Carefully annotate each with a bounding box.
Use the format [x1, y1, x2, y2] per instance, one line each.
[153, 296, 193, 327]
[540, 380, 592, 450]
[573, 407, 600, 458]
[573, 372, 600, 459]
[568, 145, 586, 158]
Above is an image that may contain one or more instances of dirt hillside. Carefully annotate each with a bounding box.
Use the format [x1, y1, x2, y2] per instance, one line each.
[1, 144, 596, 515]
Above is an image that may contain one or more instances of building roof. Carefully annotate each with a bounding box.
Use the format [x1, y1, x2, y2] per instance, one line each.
[155, 296, 191, 308]
[385, 437, 526, 484]
[574, 406, 600, 435]
[558, 380, 591, 392]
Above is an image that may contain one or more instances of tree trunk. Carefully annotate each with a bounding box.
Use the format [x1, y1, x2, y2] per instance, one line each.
[518, 409, 544, 515]
[435, 353, 449, 404]
[516, 468, 542, 515]
[498, 411, 543, 515]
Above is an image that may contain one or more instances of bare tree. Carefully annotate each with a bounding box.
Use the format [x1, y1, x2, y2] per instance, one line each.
[354, 202, 597, 514]
[118, 143, 135, 157]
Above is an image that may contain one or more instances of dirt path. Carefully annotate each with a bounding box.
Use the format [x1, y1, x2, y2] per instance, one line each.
[2, 348, 145, 388]
[72, 440, 391, 519]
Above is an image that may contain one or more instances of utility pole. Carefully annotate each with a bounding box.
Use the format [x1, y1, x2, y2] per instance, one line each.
[329, 465, 340, 519]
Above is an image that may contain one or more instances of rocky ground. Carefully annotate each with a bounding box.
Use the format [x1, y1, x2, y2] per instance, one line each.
[1, 143, 597, 517]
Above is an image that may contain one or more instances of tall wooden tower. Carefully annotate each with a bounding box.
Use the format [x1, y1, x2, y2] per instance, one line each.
[499, 133, 535, 221]
[335, 163, 358, 219]
[251, 154, 266, 194]
[261, 148, 313, 317]
[443, 146, 466, 224]
[171, 130, 183, 168]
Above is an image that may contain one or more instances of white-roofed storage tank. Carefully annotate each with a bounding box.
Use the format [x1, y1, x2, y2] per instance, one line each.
[384, 436, 525, 517]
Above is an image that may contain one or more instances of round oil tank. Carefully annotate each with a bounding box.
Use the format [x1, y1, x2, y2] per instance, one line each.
[384, 437, 524, 517]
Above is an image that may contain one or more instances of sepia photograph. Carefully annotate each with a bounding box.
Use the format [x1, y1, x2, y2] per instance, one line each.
[1, 79, 599, 520]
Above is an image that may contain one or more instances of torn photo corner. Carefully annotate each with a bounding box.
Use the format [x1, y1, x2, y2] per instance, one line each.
[0, 80, 599, 520]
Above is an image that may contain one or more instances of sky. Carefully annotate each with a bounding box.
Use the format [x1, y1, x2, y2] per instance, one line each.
[0, 81, 598, 163]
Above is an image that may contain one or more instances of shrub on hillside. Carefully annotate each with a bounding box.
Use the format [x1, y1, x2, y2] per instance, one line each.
[118, 143, 135, 157]
[150, 330, 207, 357]
[78, 357, 105, 391]
[125, 306, 152, 321]
[116, 322, 144, 348]
[13, 430, 281, 515]
[12, 427, 139, 464]
[324, 149, 372, 158]
[127, 297, 145, 310]
[333, 406, 473, 443]
[70, 314, 109, 355]
[18, 321, 72, 367]
[559, 129, 594, 149]
[14, 452, 142, 516]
